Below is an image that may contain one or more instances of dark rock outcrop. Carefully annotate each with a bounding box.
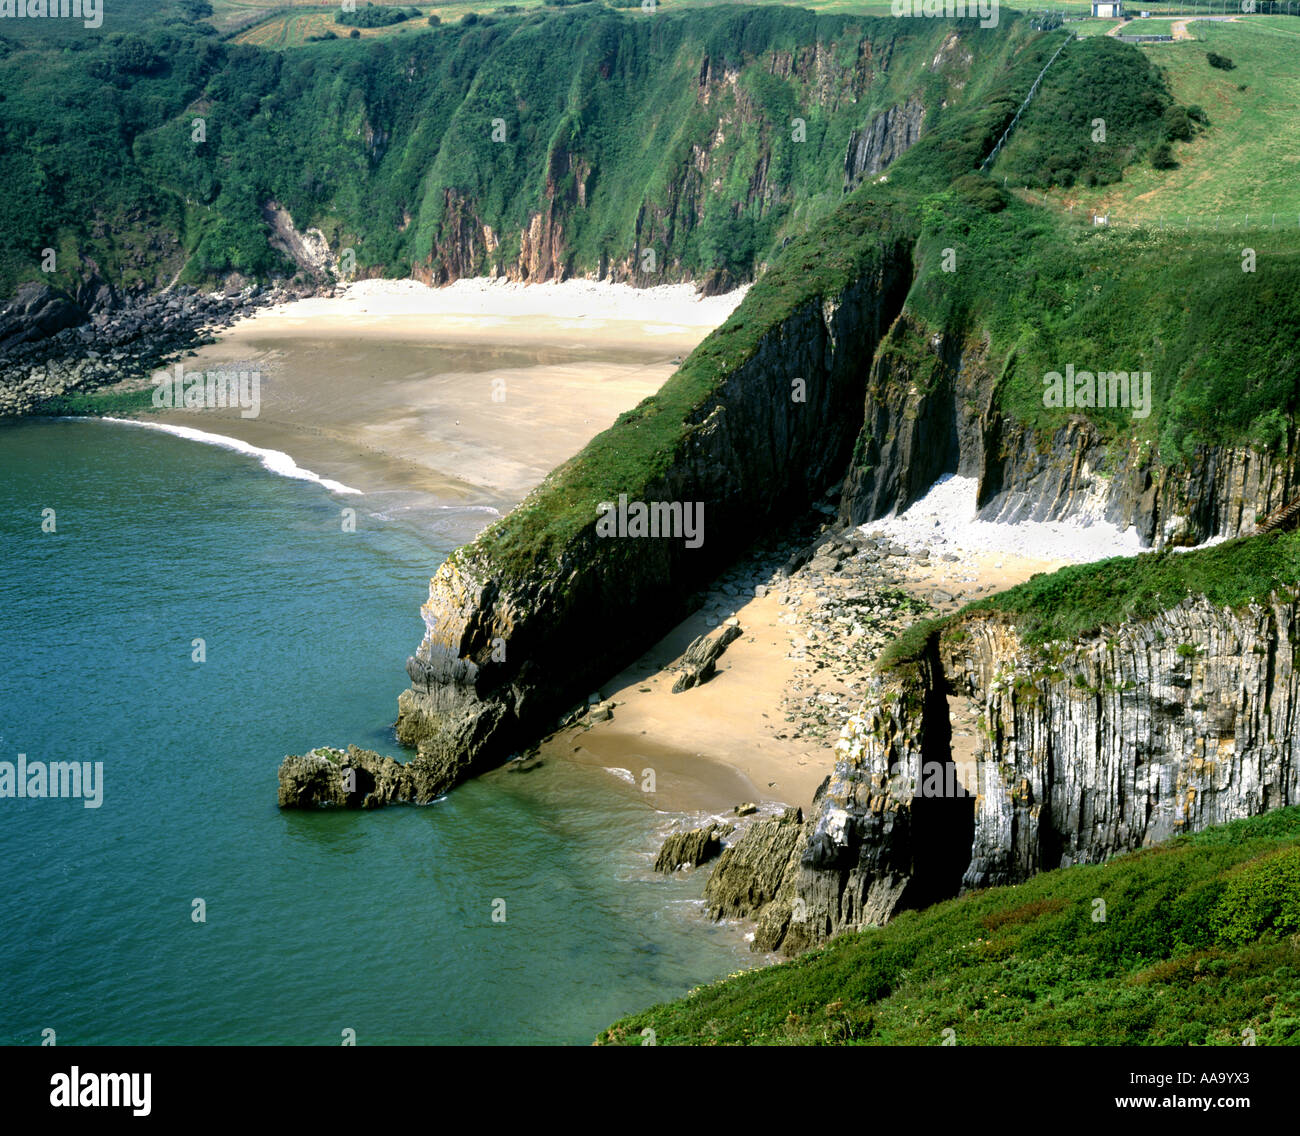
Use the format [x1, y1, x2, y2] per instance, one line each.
[277, 745, 450, 809]
[702, 807, 812, 953]
[653, 821, 734, 873]
[671, 623, 742, 693]
[844, 96, 926, 190]
[0, 278, 339, 417]
[0, 282, 86, 354]
[778, 591, 1300, 953]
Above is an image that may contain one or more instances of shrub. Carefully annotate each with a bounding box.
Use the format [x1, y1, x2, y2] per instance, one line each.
[1164, 104, 1192, 142]
[1213, 847, 1300, 945]
[1150, 141, 1177, 170]
[1206, 52, 1235, 71]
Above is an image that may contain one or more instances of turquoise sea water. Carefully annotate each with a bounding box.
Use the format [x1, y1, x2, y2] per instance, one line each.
[0, 418, 754, 1045]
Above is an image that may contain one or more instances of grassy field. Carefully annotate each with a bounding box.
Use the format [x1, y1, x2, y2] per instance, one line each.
[212, 1, 550, 42]
[1039, 18, 1300, 221]
[599, 807, 1300, 1045]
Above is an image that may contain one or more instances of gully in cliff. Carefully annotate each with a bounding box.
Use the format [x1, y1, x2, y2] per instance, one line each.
[595, 495, 704, 549]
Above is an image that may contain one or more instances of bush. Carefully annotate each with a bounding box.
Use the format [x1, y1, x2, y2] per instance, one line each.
[336, 2, 413, 29]
[1213, 847, 1300, 945]
[349, 28, 360, 38]
[1150, 141, 1177, 169]
[1206, 52, 1235, 71]
[427, 14, 440, 25]
[1164, 104, 1192, 142]
[950, 174, 1007, 213]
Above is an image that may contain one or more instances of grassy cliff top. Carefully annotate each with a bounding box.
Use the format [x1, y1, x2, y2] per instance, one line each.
[879, 529, 1300, 676]
[599, 806, 1300, 1045]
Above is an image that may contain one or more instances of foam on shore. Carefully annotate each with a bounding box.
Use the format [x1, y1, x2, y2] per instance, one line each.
[97, 417, 363, 496]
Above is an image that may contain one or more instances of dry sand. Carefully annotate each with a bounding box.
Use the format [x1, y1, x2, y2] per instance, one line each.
[543, 542, 1075, 818]
[136, 278, 745, 547]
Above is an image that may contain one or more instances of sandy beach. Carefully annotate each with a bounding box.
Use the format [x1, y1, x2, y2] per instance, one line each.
[132, 277, 746, 547]
[542, 475, 1146, 819]
[122, 279, 1148, 824]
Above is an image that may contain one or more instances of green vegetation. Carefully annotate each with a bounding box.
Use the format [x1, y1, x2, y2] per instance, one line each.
[0, 5, 1041, 297]
[906, 184, 1300, 457]
[336, 3, 423, 28]
[876, 528, 1300, 677]
[994, 35, 1180, 189]
[36, 385, 158, 417]
[599, 808, 1300, 1045]
[1041, 20, 1300, 221]
[0, 2, 223, 293]
[958, 530, 1300, 646]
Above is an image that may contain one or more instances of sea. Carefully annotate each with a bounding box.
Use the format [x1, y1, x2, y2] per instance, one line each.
[0, 416, 758, 1045]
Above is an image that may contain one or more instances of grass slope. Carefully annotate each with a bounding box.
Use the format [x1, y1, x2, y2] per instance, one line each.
[879, 529, 1300, 677]
[1042, 19, 1300, 222]
[599, 808, 1300, 1045]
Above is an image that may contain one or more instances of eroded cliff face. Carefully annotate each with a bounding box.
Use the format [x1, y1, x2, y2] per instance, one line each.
[844, 96, 927, 190]
[415, 39, 934, 288]
[977, 412, 1300, 547]
[394, 239, 917, 796]
[837, 318, 1300, 548]
[740, 591, 1300, 954]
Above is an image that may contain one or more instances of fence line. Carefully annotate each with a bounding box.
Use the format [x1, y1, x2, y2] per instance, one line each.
[980, 32, 1075, 173]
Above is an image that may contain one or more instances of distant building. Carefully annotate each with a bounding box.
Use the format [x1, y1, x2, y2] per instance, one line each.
[1092, 1, 1124, 15]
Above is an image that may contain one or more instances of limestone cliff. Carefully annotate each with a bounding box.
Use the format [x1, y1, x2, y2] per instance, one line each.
[735, 587, 1300, 954]
[394, 227, 918, 796]
[838, 317, 1300, 548]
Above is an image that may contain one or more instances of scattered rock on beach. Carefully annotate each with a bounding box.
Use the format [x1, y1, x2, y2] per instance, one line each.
[671, 623, 742, 692]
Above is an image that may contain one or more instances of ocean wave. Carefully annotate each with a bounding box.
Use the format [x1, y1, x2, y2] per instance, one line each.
[603, 767, 636, 785]
[433, 504, 502, 515]
[95, 417, 363, 496]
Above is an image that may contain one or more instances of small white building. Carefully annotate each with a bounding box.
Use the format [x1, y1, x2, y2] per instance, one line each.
[1092, 1, 1124, 15]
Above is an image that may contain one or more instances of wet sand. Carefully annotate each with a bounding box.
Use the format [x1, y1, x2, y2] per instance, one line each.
[142, 279, 741, 547]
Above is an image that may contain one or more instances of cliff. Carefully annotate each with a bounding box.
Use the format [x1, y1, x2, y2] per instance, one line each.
[721, 538, 1300, 954]
[394, 208, 919, 795]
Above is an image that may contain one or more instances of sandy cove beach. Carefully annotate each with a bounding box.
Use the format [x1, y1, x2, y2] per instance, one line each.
[135, 277, 746, 546]
[541, 532, 1075, 818]
[125, 278, 1150, 823]
[543, 474, 1151, 819]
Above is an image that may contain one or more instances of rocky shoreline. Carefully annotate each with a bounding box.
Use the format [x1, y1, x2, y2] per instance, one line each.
[0, 276, 335, 417]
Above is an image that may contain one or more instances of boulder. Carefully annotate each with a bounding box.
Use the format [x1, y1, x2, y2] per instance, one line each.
[671, 623, 742, 692]
[653, 821, 734, 873]
[277, 744, 448, 809]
